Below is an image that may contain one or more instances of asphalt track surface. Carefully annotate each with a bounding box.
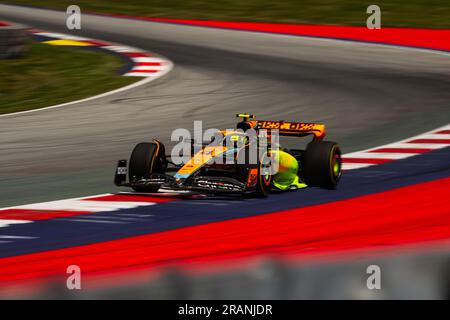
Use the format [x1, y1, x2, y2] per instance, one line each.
[0, 4, 450, 208]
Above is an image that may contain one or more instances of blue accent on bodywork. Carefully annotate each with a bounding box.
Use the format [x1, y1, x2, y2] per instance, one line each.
[174, 173, 190, 179]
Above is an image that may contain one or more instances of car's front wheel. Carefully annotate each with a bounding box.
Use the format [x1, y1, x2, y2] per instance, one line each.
[129, 141, 166, 193]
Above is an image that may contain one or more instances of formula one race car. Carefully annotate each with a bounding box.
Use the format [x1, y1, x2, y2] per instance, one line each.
[114, 114, 342, 197]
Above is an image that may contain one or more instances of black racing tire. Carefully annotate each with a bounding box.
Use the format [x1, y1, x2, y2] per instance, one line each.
[302, 141, 342, 189]
[254, 152, 273, 198]
[129, 141, 166, 193]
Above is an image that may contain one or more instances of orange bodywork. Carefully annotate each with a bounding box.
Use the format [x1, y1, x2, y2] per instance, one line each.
[176, 146, 228, 177]
[247, 120, 325, 140]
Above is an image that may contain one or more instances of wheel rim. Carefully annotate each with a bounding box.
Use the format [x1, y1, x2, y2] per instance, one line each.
[333, 161, 340, 175]
[332, 151, 342, 180]
[263, 172, 271, 186]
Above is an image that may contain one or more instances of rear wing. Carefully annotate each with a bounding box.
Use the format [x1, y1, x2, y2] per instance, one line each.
[250, 120, 325, 140]
[236, 114, 325, 140]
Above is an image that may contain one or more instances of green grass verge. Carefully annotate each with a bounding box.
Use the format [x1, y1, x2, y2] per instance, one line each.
[0, 42, 137, 114]
[4, 0, 450, 28]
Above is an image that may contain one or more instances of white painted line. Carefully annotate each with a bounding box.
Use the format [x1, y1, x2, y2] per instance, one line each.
[102, 45, 144, 53]
[0, 235, 37, 239]
[0, 194, 113, 211]
[0, 220, 31, 228]
[418, 133, 450, 139]
[379, 143, 449, 150]
[15, 200, 156, 212]
[343, 152, 414, 160]
[342, 163, 374, 170]
[132, 57, 168, 63]
[124, 72, 163, 77]
[34, 32, 89, 41]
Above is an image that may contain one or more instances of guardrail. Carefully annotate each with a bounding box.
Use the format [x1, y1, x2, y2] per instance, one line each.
[0, 21, 29, 59]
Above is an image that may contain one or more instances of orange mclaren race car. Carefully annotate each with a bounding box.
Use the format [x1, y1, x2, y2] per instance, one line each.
[114, 114, 342, 197]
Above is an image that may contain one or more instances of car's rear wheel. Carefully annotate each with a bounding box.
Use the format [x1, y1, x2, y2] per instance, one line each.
[302, 141, 342, 189]
[129, 141, 166, 193]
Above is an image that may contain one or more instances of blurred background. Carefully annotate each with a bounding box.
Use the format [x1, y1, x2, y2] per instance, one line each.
[3, 0, 450, 28]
